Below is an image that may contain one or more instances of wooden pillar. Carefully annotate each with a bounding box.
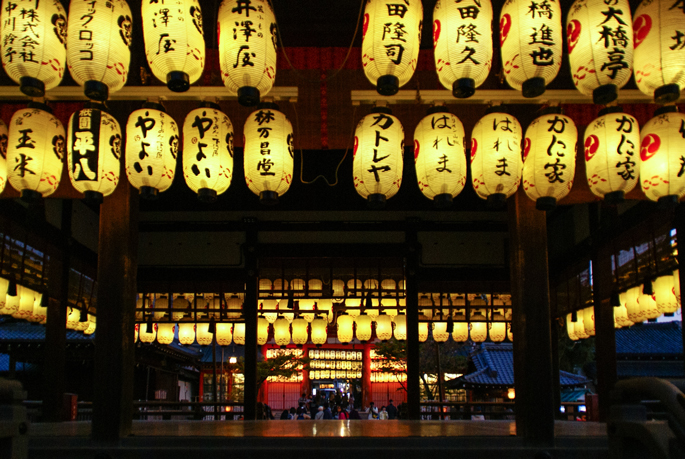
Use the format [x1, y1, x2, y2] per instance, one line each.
[92, 184, 138, 441]
[243, 223, 258, 420]
[43, 200, 71, 422]
[362, 343, 372, 409]
[405, 223, 421, 420]
[507, 189, 555, 446]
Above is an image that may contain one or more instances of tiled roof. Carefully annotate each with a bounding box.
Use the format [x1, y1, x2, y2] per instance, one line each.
[0, 321, 94, 342]
[449, 343, 590, 389]
[615, 321, 683, 356]
[617, 361, 685, 379]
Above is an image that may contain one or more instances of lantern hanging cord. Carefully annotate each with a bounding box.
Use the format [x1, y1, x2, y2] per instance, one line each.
[274, 0, 365, 83]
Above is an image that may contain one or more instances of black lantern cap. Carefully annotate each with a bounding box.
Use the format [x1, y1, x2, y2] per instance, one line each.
[487, 193, 508, 209]
[610, 292, 622, 307]
[140, 186, 159, 200]
[84, 191, 104, 206]
[84, 80, 109, 102]
[433, 193, 453, 209]
[20, 190, 42, 205]
[167, 71, 190, 92]
[603, 190, 625, 205]
[642, 280, 654, 296]
[453, 78, 476, 99]
[259, 190, 279, 206]
[20, 76, 45, 98]
[536, 197, 557, 212]
[522, 77, 546, 98]
[367, 193, 386, 209]
[198, 188, 218, 203]
[238, 86, 261, 107]
[376, 75, 399, 96]
[593, 84, 618, 105]
[655, 84, 680, 105]
[654, 105, 678, 116]
[7, 280, 17, 297]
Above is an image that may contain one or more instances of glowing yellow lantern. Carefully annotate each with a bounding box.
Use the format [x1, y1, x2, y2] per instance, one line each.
[291, 318, 308, 346]
[233, 323, 245, 345]
[453, 310, 469, 342]
[375, 314, 393, 341]
[584, 108, 640, 203]
[633, 0, 685, 103]
[226, 294, 243, 319]
[311, 318, 328, 346]
[574, 314, 589, 339]
[353, 107, 404, 208]
[470, 309, 487, 342]
[566, 313, 578, 340]
[489, 310, 507, 343]
[567, 0, 634, 104]
[507, 323, 513, 342]
[393, 314, 406, 340]
[418, 322, 429, 342]
[139, 323, 156, 343]
[433, 0, 493, 98]
[273, 318, 291, 347]
[640, 107, 685, 204]
[28, 294, 47, 324]
[84, 315, 96, 335]
[470, 110, 523, 206]
[171, 296, 188, 321]
[522, 109, 578, 210]
[345, 298, 362, 318]
[0, 120, 7, 194]
[614, 296, 633, 328]
[125, 103, 179, 199]
[336, 314, 354, 344]
[7, 104, 65, 201]
[183, 103, 234, 202]
[583, 307, 595, 336]
[65, 306, 80, 329]
[499, 0, 562, 97]
[299, 299, 316, 323]
[638, 287, 659, 320]
[433, 321, 450, 342]
[66, 0, 132, 100]
[674, 270, 681, 307]
[0, 0, 67, 96]
[12, 286, 36, 320]
[216, 323, 233, 346]
[414, 109, 467, 207]
[623, 286, 643, 323]
[178, 323, 195, 345]
[317, 299, 334, 323]
[361, 0, 422, 95]
[654, 275, 678, 314]
[196, 322, 213, 345]
[67, 107, 122, 202]
[332, 279, 345, 302]
[257, 317, 269, 345]
[156, 323, 175, 344]
[355, 314, 373, 342]
[381, 296, 398, 318]
[141, 0, 205, 92]
[243, 104, 294, 204]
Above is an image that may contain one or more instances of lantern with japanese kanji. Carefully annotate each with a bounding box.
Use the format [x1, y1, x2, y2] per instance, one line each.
[639, 106, 685, 204]
[216, 323, 233, 346]
[471, 110, 523, 206]
[633, 0, 685, 103]
[0, 0, 67, 96]
[67, 106, 122, 202]
[584, 108, 640, 203]
[243, 103, 293, 205]
[125, 103, 179, 199]
[141, 0, 205, 92]
[361, 0, 422, 95]
[433, 0, 493, 98]
[522, 109, 578, 210]
[499, 0, 562, 97]
[7, 104, 65, 202]
[567, 0, 634, 104]
[355, 314, 373, 342]
[414, 108, 466, 207]
[0, 120, 7, 195]
[353, 107, 404, 208]
[66, 0, 132, 101]
[183, 103, 234, 202]
[337, 314, 354, 344]
[218, 0, 277, 106]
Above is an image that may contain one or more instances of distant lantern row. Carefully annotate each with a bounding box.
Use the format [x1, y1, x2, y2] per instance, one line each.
[567, 271, 681, 341]
[0, 0, 277, 105]
[365, 0, 683, 104]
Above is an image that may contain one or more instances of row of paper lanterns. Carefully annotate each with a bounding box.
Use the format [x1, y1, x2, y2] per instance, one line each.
[4, 101, 684, 209]
[1, 0, 681, 106]
[567, 270, 681, 340]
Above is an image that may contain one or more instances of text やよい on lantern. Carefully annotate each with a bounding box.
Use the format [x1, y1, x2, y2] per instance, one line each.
[522, 107, 578, 211]
[353, 106, 404, 209]
[414, 106, 467, 208]
[584, 106, 640, 204]
[0, 0, 67, 97]
[499, 0, 562, 98]
[218, 0, 277, 106]
[243, 102, 294, 205]
[433, 0, 493, 98]
[470, 107, 523, 208]
[66, 0, 133, 101]
[183, 102, 234, 203]
[125, 101, 179, 199]
[7, 103, 65, 203]
[361, 0, 422, 96]
[567, 0, 634, 105]
[141, 0, 205, 92]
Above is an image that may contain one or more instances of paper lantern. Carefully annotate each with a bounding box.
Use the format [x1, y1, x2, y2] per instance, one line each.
[141, 0, 205, 92]
[317, 299, 334, 323]
[499, 0, 562, 97]
[522, 109, 578, 210]
[654, 275, 678, 314]
[66, 107, 122, 201]
[273, 318, 291, 347]
[125, 103, 179, 199]
[639, 107, 685, 204]
[584, 108, 640, 203]
[311, 318, 328, 346]
[7, 104, 65, 201]
[216, 323, 233, 346]
[279, 299, 294, 323]
[633, 0, 685, 103]
[381, 296, 398, 318]
[433, 322, 450, 342]
[489, 310, 507, 343]
[355, 314, 373, 341]
[674, 270, 681, 306]
[291, 318, 308, 346]
[433, 0, 493, 98]
[0, 0, 67, 96]
[0, 120, 7, 194]
[614, 300, 633, 328]
[196, 322, 213, 345]
[134, 324, 139, 343]
[566, 313, 578, 340]
[139, 323, 156, 343]
[638, 289, 659, 320]
[414, 108, 466, 207]
[574, 315, 590, 339]
[1, 284, 18, 315]
[470, 310, 487, 342]
[583, 307, 595, 336]
[299, 299, 316, 323]
[453, 311, 469, 342]
[375, 314, 393, 341]
[178, 322, 195, 345]
[12, 285, 36, 320]
[226, 295, 243, 319]
[336, 314, 354, 344]
[507, 323, 513, 342]
[353, 107, 404, 208]
[170, 296, 187, 321]
[418, 322, 429, 342]
[183, 103, 234, 202]
[567, 0, 634, 104]
[471, 110, 523, 206]
[233, 323, 245, 345]
[66, 0, 132, 100]
[361, 0, 422, 95]
[257, 317, 269, 345]
[28, 294, 47, 323]
[393, 314, 406, 340]
[84, 314, 96, 335]
[243, 104, 294, 204]
[623, 286, 643, 323]
[218, 0, 277, 106]
[156, 323, 175, 344]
